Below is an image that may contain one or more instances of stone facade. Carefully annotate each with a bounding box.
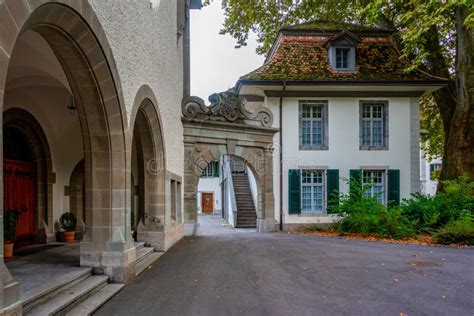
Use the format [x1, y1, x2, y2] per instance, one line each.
[0, 0, 196, 312]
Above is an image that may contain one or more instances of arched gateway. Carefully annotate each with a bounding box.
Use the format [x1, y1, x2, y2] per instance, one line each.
[182, 90, 279, 233]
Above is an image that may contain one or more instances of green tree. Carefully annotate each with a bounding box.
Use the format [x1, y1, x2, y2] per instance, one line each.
[213, 0, 474, 187]
[420, 95, 444, 160]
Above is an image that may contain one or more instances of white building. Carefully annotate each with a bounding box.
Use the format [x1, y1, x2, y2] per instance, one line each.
[420, 152, 442, 196]
[197, 161, 222, 214]
[196, 156, 259, 228]
[236, 21, 447, 230]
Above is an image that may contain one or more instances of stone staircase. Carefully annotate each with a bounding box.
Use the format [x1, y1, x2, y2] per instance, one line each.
[134, 241, 163, 276]
[232, 173, 257, 228]
[22, 242, 159, 315]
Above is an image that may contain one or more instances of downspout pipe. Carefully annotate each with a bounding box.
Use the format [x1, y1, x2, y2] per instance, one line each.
[279, 82, 286, 231]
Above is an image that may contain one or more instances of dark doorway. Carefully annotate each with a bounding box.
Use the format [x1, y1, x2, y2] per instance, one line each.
[4, 127, 36, 246]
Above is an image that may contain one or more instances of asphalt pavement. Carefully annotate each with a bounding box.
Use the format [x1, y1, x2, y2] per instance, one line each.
[96, 214, 474, 316]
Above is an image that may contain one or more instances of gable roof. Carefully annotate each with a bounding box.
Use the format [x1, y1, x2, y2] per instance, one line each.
[323, 30, 361, 47]
[238, 20, 446, 87]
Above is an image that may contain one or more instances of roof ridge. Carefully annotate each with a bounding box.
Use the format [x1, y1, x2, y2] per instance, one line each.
[281, 19, 393, 33]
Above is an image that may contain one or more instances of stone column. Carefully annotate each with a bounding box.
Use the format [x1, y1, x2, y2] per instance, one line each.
[183, 145, 200, 235]
[80, 148, 136, 284]
[257, 148, 277, 232]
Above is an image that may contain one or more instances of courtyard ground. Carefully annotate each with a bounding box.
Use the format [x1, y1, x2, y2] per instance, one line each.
[96, 214, 474, 316]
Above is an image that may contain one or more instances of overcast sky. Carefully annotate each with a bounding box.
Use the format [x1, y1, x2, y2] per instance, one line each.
[190, 1, 264, 102]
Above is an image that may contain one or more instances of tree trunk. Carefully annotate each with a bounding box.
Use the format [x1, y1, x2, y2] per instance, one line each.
[438, 7, 474, 188]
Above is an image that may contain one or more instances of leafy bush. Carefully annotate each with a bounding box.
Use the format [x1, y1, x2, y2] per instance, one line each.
[436, 175, 474, 225]
[326, 175, 474, 243]
[59, 212, 77, 231]
[401, 175, 474, 233]
[334, 179, 414, 239]
[400, 193, 440, 233]
[434, 213, 474, 245]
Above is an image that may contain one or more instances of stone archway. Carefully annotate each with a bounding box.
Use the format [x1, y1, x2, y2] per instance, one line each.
[68, 159, 85, 234]
[3, 108, 55, 244]
[0, 2, 133, 311]
[182, 90, 278, 234]
[130, 85, 183, 251]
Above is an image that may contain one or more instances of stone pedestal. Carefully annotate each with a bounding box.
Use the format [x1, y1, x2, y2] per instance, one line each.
[80, 243, 136, 283]
[0, 301, 21, 316]
[184, 222, 201, 236]
[0, 261, 20, 315]
[138, 222, 184, 251]
[257, 218, 278, 232]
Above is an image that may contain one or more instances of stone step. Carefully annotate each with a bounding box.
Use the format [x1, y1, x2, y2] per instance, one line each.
[136, 252, 164, 276]
[22, 268, 93, 313]
[236, 203, 255, 207]
[237, 207, 256, 211]
[65, 284, 125, 316]
[25, 275, 108, 316]
[237, 217, 257, 222]
[236, 224, 256, 228]
[134, 241, 145, 251]
[237, 213, 257, 219]
[237, 218, 256, 223]
[136, 246, 155, 264]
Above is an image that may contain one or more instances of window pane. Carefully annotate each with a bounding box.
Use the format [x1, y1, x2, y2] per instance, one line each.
[302, 121, 311, 146]
[302, 171, 312, 183]
[372, 105, 383, 118]
[302, 105, 311, 118]
[362, 121, 371, 146]
[313, 171, 323, 184]
[336, 49, 342, 68]
[374, 185, 384, 203]
[312, 106, 322, 118]
[313, 186, 323, 211]
[302, 186, 312, 212]
[312, 121, 322, 147]
[362, 106, 371, 118]
[372, 120, 383, 146]
[342, 49, 349, 68]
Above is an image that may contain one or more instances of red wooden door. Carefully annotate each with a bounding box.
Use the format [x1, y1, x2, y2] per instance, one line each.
[4, 160, 35, 245]
[201, 192, 214, 213]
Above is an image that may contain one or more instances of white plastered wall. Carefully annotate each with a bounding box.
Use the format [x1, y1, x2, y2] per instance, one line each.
[240, 85, 420, 225]
[89, 0, 184, 177]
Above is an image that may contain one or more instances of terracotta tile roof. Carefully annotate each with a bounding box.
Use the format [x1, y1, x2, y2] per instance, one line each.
[239, 22, 435, 84]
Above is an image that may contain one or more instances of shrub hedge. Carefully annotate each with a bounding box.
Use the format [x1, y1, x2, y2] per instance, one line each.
[330, 175, 474, 244]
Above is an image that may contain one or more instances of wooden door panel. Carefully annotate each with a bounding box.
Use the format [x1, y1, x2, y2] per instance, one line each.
[201, 193, 214, 213]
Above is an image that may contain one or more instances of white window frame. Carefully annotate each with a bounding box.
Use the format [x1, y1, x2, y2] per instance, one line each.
[300, 170, 326, 213]
[329, 46, 356, 71]
[201, 162, 214, 178]
[299, 100, 329, 150]
[362, 170, 387, 204]
[359, 101, 389, 150]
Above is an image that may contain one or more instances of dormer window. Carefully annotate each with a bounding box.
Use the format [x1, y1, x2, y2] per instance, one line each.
[335, 48, 350, 69]
[325, 31, 360, 71]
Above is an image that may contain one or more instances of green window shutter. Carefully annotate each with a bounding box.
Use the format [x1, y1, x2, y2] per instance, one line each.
[326, 169, 339, 213]
[213, 162, 219, 177]
[387, 169, 400, 205]
[349, 169, 362, 197]
[288, 169, 301, 214]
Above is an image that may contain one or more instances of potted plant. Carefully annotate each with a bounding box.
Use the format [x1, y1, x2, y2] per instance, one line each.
[59, 212, 77, 242]
[4, 209, 19, 258]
